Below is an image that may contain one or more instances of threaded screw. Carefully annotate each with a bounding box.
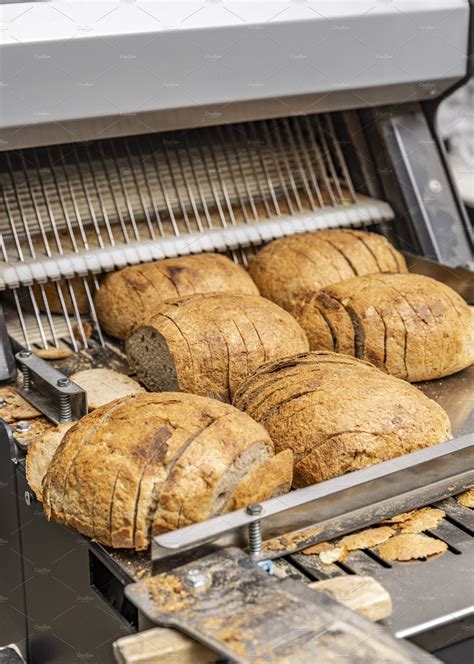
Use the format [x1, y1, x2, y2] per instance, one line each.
[247, 503, 263, 559]
[18, 350, 32, 392]
[57, 377, 72, 422]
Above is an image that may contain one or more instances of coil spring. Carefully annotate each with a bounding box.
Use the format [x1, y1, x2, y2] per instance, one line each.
[59, 393, 72, 422]
[248, 520, 262, 557]
[21, 365, 31, 392]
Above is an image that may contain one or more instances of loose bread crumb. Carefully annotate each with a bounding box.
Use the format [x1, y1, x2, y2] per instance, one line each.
[0, 386, 41, 422]
[456, 488, 474, 508]
[378, 533, 448, 561]
[397, 507, 445, 533]
[340, 526, 395, 551]
[34, 347, 73, 360]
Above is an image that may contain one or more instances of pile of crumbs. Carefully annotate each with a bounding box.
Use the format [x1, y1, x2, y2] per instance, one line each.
[456, 488, 474, 508]
[302, 507, 447, 563]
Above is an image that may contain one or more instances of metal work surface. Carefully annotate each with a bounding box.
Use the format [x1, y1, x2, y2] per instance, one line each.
[151, 435, 473, 572]
[291, 497, 474, 652]
[418, 366, 474, 439]
[126, 547, 438, 663]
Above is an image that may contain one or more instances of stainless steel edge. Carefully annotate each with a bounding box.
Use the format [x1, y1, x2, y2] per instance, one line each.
[151, 434, 473, 572]
[0, 1, 468, 149]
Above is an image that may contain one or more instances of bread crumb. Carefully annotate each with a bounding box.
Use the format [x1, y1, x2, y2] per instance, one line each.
[380, 510, 417, 524]
[14, 416, 54, 444]
[397, 507, 445, 533]
[73, 320, 93, 342]
[456, 488, 474, 508]
[34, 347, 73, 360]
[378, 533, 448, 562]
[0, 387, 41, 423]
[302, 541, 333, 556]
[320, 547, 345, 564]
[340, 526, 395, 551]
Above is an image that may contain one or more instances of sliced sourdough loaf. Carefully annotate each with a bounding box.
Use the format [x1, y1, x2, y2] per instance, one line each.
[94, 253, 259, 339]
[26, 422, 76, 501]
[233, 351, 452, 488]
[126, 293, 309, 402]
[42, 392, 293, 550]
[248, 229, 407, 311]
[291, 273, 474, 381]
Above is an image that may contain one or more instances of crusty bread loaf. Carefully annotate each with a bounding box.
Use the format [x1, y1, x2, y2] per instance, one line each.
[26, 422, 75, 501]
[291, 273, 474, 381]
[248, 229, 407, 311]
[34, 277, 95, 315]
[70, 368, 145, 410]
[233, 351, 452, 487]
[42, 392, 293, 549]
[94, 253, 259, 339]
[126, 293, 309, 402]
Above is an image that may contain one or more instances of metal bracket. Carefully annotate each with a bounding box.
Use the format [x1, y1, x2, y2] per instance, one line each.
[126, 548, 437, 663]
[151, 435, 474, 573]
[15, 351, 87, 424]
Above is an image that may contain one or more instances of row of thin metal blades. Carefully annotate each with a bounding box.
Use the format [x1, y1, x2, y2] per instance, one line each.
[0, 113, 381, 350]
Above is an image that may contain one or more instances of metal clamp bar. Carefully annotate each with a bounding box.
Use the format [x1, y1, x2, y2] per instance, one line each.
[15, 350, 87, 424]
[152, 435, 473, 573]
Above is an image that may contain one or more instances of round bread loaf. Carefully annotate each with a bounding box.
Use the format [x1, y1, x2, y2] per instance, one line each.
[248, 229, 407, 311]
[126, 293, 309, 402]
[42, 392, 293, 549]
[291, 273, 474, 382]
[94, 253, 259, 339]
[34, 277, 94, 315]
[233, 351, 452, 487]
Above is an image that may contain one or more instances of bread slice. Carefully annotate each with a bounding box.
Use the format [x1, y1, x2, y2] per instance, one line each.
[26, 422, 76, 500]
[126, 293, 309, 402]
[94, 253, 259, 339]
[42, 392, 290, 550]
[70, 368, 145, 410]
[248, 229, 407, 311]
[233, 351, 452, 487]
[292, 273, 474, 382]
[226, 449, 294, 511]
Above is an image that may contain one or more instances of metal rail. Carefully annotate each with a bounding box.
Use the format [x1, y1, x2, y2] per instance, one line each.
[151, 434, 473, 572]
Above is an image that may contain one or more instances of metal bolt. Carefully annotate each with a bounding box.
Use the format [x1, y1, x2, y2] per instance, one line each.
[18, 350, 32, 359]
[57, 377, 72, 422]
[183, 569, 209, 590]
[247, 503, 263, 559]
[16, 420, 32, 433]
[21, 365, 31, 392]
[429, 179, 442, 194]
[24, 490, 33, 506]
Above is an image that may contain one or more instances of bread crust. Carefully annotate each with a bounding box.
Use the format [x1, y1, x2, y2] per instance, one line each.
[42, 393, 288, 550]
[248, 229, 407, 311]
[292, 273, 473, 381]
[233, 351, 452, 487]
[126, 293, 309, 402]
[94, 253, 259, 339]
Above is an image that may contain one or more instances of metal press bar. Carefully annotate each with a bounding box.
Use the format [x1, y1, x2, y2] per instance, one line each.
[152, 435, 473, 572]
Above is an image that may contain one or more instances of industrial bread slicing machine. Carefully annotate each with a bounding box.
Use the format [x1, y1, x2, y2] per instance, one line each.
[0, 2, 473, 662]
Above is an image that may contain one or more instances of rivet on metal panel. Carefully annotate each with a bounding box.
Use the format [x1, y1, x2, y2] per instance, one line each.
[183, 569, 210, 590]
[429, 179, 442, 194]
[15, 420, 32, 433]
[24, 490, 34, 506]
